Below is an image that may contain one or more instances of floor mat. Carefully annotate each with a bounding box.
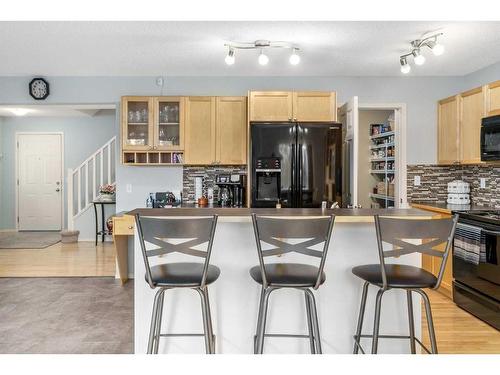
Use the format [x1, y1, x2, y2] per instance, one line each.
[0, 231, 61, 249]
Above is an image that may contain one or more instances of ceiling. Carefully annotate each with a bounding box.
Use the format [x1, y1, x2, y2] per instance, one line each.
[0, 21, 500, 76]
[0, 104, 115, 117]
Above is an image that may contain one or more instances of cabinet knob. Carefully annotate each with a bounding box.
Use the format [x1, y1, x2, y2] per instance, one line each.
[128, 226, 134, 230]
[293, 118, 297, 121]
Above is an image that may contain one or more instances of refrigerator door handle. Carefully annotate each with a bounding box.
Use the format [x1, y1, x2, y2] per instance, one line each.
[298, 143, 303, 208]
[291, 143, 296, 207]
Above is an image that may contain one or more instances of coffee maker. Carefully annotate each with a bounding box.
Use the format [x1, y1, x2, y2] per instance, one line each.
[215, 174, 246, 207]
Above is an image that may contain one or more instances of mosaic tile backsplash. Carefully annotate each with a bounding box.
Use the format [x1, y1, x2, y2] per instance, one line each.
[182, 165, 247, 203]
[407, 164, 500, 208]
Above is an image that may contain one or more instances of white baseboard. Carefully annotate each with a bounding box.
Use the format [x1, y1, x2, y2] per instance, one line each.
[77, 238, 113, 242]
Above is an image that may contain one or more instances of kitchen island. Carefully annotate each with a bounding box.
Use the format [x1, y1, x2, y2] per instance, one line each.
[126, 207, 437, 354]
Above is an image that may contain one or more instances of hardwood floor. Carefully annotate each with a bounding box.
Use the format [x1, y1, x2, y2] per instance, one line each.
[422, 290, 500, 354]
[0, 241, 116, 277]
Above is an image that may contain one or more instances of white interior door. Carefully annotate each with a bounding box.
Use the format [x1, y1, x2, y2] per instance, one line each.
[17, 134, 63, 231]
[338, 97, 359, 207]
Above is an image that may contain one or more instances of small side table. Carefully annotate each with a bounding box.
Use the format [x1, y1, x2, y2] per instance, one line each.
[93, 199, 116, 246]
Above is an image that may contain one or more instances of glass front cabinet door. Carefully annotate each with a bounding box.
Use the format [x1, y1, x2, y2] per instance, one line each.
[122, 97, 154, 150]
[153, 97, 184, 151]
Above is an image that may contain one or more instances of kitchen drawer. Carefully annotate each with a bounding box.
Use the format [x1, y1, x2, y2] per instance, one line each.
[453, 281, 500, 330]
[113, 215, 135, 235]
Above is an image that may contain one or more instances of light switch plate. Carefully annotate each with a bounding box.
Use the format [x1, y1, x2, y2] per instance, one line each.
[126, 183, 132, 193]
[414, 176, 421, 186]
[480, 178, 486, 189]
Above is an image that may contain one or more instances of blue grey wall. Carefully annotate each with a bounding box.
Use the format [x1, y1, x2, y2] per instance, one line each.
[1, 71, 498, 217]
[462, 61, 500, 90]
[0, 111, 116, 229]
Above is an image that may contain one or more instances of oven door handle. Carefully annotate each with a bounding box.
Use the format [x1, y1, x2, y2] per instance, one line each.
[482, 229, 500, 236]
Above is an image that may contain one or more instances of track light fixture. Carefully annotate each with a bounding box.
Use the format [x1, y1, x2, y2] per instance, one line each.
[224, 40, 300, 66]
[399, 33, 444, 73]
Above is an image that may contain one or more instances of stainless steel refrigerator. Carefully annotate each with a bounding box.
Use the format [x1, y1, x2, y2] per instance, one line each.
[250, 122, 343, 208]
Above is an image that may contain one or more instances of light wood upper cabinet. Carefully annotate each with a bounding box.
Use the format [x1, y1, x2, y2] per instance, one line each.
[437, 95, 460, 164]
[249, 91, 293, 121]
[249, 91, 337, 122]
[153, 97, 184, 151]
[216, 97, 247, 165]
[184, 97, 216, 165]
[486, 80, 500, 116]
[121, 96, 154, 151]
[460, 87, 485, 164]
[293, 91, 337, 122]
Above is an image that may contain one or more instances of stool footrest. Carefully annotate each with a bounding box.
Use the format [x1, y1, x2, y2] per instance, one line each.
[160, 333, 215, 338]
[254, 334, 311, 339]
[353, 334, 431, 354]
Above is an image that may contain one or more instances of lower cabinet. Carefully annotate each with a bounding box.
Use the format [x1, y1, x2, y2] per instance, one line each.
[184, 96, 247, 165]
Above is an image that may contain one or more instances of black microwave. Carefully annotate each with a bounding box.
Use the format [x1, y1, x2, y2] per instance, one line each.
[481, 115, 500, 161]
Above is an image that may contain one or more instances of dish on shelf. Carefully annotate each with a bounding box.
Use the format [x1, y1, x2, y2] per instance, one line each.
[127, 139, 146, 146]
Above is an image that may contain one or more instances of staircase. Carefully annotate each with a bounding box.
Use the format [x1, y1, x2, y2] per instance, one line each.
[67, 137, 116, 230]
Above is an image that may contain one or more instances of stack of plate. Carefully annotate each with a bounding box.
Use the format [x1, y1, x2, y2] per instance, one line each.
[447, 180, 470, 205]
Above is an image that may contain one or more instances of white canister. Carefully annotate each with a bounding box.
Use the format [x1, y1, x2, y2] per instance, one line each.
[207, 187, 214, 205]
[194, 176, 203, 201]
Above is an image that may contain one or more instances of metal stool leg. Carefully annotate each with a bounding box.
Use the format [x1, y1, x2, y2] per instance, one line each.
[254, 287, 265, 354]
[202, 287, 216, 354]
[353, 281, 369, 354]
[147, 288, 164, 354]
[153, 289, 166, 354]
[256, 288, 273, 354]
[416, 289, 438, 354]
[305, 289, 322, 354]
[304, 290, 316, 354]
[406, 290, 416, 354]
[371, 288, 385, 354]
[197, 288, 213, 354]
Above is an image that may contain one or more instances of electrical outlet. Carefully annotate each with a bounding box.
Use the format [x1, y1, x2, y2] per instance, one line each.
[126, 183, 132, 193]
[480, 178, 486, 189]
[414, 176, 421, 186]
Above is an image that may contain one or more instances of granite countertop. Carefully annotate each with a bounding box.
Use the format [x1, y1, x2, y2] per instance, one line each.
[410, 201, 498, 214]
[125, 207, 436, 223]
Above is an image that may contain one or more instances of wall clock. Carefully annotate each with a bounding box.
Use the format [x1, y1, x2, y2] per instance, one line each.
[29, 78, 50, 100]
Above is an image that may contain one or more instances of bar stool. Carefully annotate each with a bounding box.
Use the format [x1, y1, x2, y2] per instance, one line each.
[352, 214, 458, 354]
[250, 214, 335, 354]
[135, 214, 219, 354]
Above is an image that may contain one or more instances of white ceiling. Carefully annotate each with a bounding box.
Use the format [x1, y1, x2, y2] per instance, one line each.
[0, 21, 500, 76]
[0, 104, 115, 117]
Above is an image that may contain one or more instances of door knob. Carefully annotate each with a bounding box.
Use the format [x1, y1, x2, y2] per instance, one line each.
[56, 188, 61, 192]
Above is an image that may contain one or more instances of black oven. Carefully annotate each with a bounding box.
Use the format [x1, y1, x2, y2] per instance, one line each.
[481, 115, 500, 161]
[453, 212, 500, 330]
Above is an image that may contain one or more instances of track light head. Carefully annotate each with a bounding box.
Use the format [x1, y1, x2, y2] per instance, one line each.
[225, 48, 235, 65]
[258, 50, 269, 66]
[427, 40, 445, 56]
[289, 48, 300, 65]
[412, 48, 426, 65]
[400, 57, 411, 74]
